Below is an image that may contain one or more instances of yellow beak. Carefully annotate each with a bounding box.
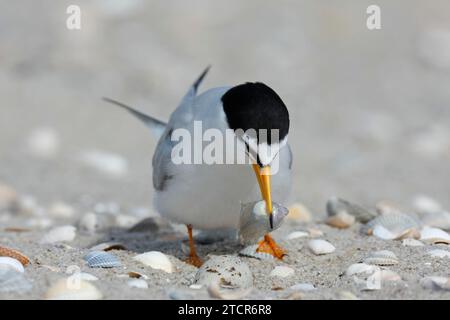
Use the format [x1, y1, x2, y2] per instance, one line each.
[252, 164, 273, 227]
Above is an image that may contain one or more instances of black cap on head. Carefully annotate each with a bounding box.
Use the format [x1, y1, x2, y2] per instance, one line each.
[221, 82, 289, 145]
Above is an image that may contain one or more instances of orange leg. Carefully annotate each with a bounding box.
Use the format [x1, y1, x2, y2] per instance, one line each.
[184, 224, 203, 267]
[256, 234, 286, 259]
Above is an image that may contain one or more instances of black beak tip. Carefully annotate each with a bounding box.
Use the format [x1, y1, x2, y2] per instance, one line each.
[269, 214, 274, 230]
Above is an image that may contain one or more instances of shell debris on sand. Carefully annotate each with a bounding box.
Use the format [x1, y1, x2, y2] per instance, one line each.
[420, 226, 450, 244]
[270, 266, 295, 278]
[194, 255, 253, 289]
[0, 245, 30, 265]
[287, 203, 312, 223]
[40, 225, 77, 244]
[345, 263, 377, 276]
[0, 257, 25, 273]
[307, 239, 335, 255]
[133, 251, 173, 273]
[365, 212, 421, 240]
[45, 278, 103, 300]
[0, 268, 32, 293]
[363, 250, 399, 266]
[326, 197, 377, 223]
[84, 251, 121, 268]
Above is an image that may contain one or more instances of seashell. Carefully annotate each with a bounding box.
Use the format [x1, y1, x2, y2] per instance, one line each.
[427, 249, 450, 258]
[48, 202, 75, 219]
[194, 255, 253, 289]
[0, 257, 25, 273]
[133, 251, 173, 273]
[365, 213, 420, 240]
[375, 201, 404, 215]
[270, 266, 295, 278]
[363, 250, 399, 266]
[128, 271, 148, 279]
[207, 281, 252, 300]
[0, 183, 18, 211]
[422, 211, 450, 231]
[345, 263, 377, 276]
[114, 214, 139, 228]
[412, 195, 442, 215]
[239, 244, 275, 261]
[402, 238, 424, 247]
[189, 284, 203, 290]
[45, 278, 102, 300]
[0, 268, 32, 293]
[127, 279, 148, 289]
[420, 276, 450, 291]
[325, 211, 355, 229]
[287, 203, 312, 223]
[289, 283, 316, 291]
[238, 201, 288, 245]
[285, 231, 309, 240]
[40, 225, 76, 243]
[420, 226, 450, 244]
[326, 197, 376, 223]
[0, 245, 30, 265]
[84, 251, 121, 268]
[89, 242, 127, 252]
[308, 239, 335, 255]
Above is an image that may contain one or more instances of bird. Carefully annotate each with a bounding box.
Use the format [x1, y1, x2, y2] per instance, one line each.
[103, 67, 292, 267]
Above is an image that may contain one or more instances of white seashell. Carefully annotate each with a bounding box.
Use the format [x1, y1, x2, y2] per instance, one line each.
[133, 251, 173, 273]
[308, 239, 335, 255]
[45, 278, 103, 300]
[79, 150, 128, 178]
[207, 281, 252, 300]
[40, 225, 76, 243]
[427, 249, 450, 258]
[287, 203, 312, 223]
[27, 127, 59, 158]
[114, 214, 139, 228]
[325, 211, 355, 229]
[290, 283, 316, 291]
[366, 213, 420, 240]
[422, 211, 450, 231]
[189, 284, 203, 290]
[326, 197, 376, 223]
[420, 226, 450, 244]
[48, 202, 75, 219]
[345, 263, 377, 276]
[413, 195, 442, 215]
[270, 266, 295, 278]
[285, 231, 309, 240]
[84, 251, 121, 268]
[127, 279, 148, 289]
[0, 257, 25, 273]
[195, 255, 253, 288]
[364, 250, 399, 266]
[0, 268, 32, 293]
[420, 276, 450, 290]
[239, 244, 275, 261]
[402, 238, 424, 247]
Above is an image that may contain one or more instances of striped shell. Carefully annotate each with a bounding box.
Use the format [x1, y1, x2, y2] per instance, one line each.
[0, 246, 30, 266]
[239, 244, 275, 261]
[84, 251, 121, 268]
[365, 213, 421, 240]
[0, 268, 32, 293]
[363, 250, 399, 266]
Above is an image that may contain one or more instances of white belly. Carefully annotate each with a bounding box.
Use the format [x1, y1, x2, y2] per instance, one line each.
[153, 147, 291, 230]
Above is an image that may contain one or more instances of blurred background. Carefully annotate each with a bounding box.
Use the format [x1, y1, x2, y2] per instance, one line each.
[0, 0, 449, 218]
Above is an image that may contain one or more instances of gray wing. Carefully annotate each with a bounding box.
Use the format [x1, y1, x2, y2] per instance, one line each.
[152, 66, 210, 191]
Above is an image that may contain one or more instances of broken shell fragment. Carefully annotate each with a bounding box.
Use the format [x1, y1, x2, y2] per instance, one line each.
[325, 211, 355, 229]
[238, 201, 288, 245]
[45, 278, 103, 300]
[363, 250, 399, 266]
[420, 226, 450, 244]
[308, 239, 335, 255]
[133, 251, 173, 273]
[345, 263, 377, 276]
[326, 197, 376, 223]
[0, 246, 30, 265]
[0, 257, 25, 273]
[84, 251, 121, 268]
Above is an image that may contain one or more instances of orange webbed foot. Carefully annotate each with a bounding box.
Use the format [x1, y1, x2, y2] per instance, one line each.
[256, 234, 286, 259]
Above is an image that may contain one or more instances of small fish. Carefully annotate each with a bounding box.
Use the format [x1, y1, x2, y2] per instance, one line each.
[238, 200, 288, 245]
